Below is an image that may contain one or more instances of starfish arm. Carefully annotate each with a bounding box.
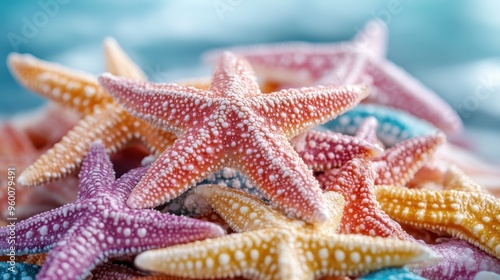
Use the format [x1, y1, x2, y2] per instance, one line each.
[127, 130, 224, 209]
[7, 53, 111, 115]
[320, 159, 412, 240]
[373, 133, 445, 186]
[35, 221, 104, 280]
[322, 104, 439, 147]
[135, 118, 177, 156]
[354, 116, 380, 146]
[233, 132, 329, 223]
[318, 52, 370, 86]
[103, 37, 148, 81]
[298, 233, 435, 278]
[412, 238, 500, 279]
[116, 210, 226, 251]
[375, 186, 500, 258]
[77, 142, 115, 200]
[203, 43, 350, 85]
[98, 73, 209, 134]
[293, 130, 382, 172]
[17, 107, 129, 186]
[364, 59, 462, 134]
[135, 229, 301, 280]
[209, 52, 260, 96]
[256, 84, 370, 138]
[0, 204, 76, 255]
[195, 184, 303, 232]
[109, 165, 149, 202]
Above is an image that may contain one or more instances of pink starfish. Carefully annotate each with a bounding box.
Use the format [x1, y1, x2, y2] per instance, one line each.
[319, 158, 412, 240]
[204, 21, 462, 134]
[0, 143, 225, 280]
[99, 52, 369, 223]
[373, 133, 445, 186]
[291, 129, 382, 172]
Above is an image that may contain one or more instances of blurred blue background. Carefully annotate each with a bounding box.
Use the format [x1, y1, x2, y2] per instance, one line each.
[1, 0, 499, 162]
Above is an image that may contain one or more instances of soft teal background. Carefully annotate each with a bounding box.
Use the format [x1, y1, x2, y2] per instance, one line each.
[1, 0, 499, 162]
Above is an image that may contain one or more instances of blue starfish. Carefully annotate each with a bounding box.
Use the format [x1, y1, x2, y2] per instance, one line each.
[0, 262, 41, 280]
[0, 142, 225, 280]
[360, 267, 427, 280]
[321, 104, 438, 147]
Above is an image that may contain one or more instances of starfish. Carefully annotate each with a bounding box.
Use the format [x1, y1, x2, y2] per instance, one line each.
[372, 133, 445, 186]
[99, 51, 370, 223]
[0, 262, 41, 279]
[359, 268, 426, 280]
[375, 185, 500, 259]
[354, 116, 380, 146]
[322, 104, 438, 147]
[411, 238, 500, 280]
[443, 165, 490, 193]
[291, 129, 383, 172]
[0, 143, 225, 280]
[134, 185, 435, 279]
[318, 158, 412, 240]
[0, 118, 79, 221]
[8, 38, 178, 186]
[203, 21, 462, 134]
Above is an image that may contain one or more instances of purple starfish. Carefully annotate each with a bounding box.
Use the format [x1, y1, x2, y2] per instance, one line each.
[412, 238, 500, 280]
[0, 142, 225, 280]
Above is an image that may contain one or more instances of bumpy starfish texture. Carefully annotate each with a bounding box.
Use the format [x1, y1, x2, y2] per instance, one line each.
[195, 184, 345, 233]
[8, 39, 177, 186]
[99, 51, 369, 223]
[375, 185, 500, 259]
[359, 268, 426, 280]
[443, 165, 490, 193]
[204, 21, 462, 134]
[0, 143, 225, 280]
[135, 227, 434, 280]
[412, 238, 500, 280]
[354, 116, 380, 146]
[134, 185, 435, 279]
[292, 129, 382, 172]
[372, 133, 445, 186]
[322, 104, 438, 147]
[0, 262, 41, 279]
[319, 159, 412, 240]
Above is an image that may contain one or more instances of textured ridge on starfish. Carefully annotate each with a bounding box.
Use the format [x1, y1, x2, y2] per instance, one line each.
[99, 51, 370, 223]
[359, 267, 426, 280]
[0, 262, 41, 279]
[135, 227, 435, 280]
[322, 104, 438, 147]
[292, 129, 383, 172]
[8, 41, 178, 186]
[0, 143, 225, 280]
[375, 185, 500, 259]
[411, 238, 500, 280]
[195, 184, 344, 233]
[320, 158, 413, 239]
[373, 133, 446, 186]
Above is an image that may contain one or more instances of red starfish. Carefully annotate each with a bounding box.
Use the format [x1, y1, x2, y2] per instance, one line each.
[99, 52, 369, 223]
[319, 158, 412, 239]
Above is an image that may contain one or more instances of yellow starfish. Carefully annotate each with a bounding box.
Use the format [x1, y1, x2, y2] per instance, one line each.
[134, 185, 436, 279]
[8, 38, 204, 186]
[375, 185, 500, 259]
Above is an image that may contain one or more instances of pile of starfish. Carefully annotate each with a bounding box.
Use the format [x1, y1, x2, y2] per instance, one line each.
[1, 20, 499, 280]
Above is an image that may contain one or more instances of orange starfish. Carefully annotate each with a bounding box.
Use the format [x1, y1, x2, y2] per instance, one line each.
[8, 38, 179, 186]
[375, 185, 500, 259]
